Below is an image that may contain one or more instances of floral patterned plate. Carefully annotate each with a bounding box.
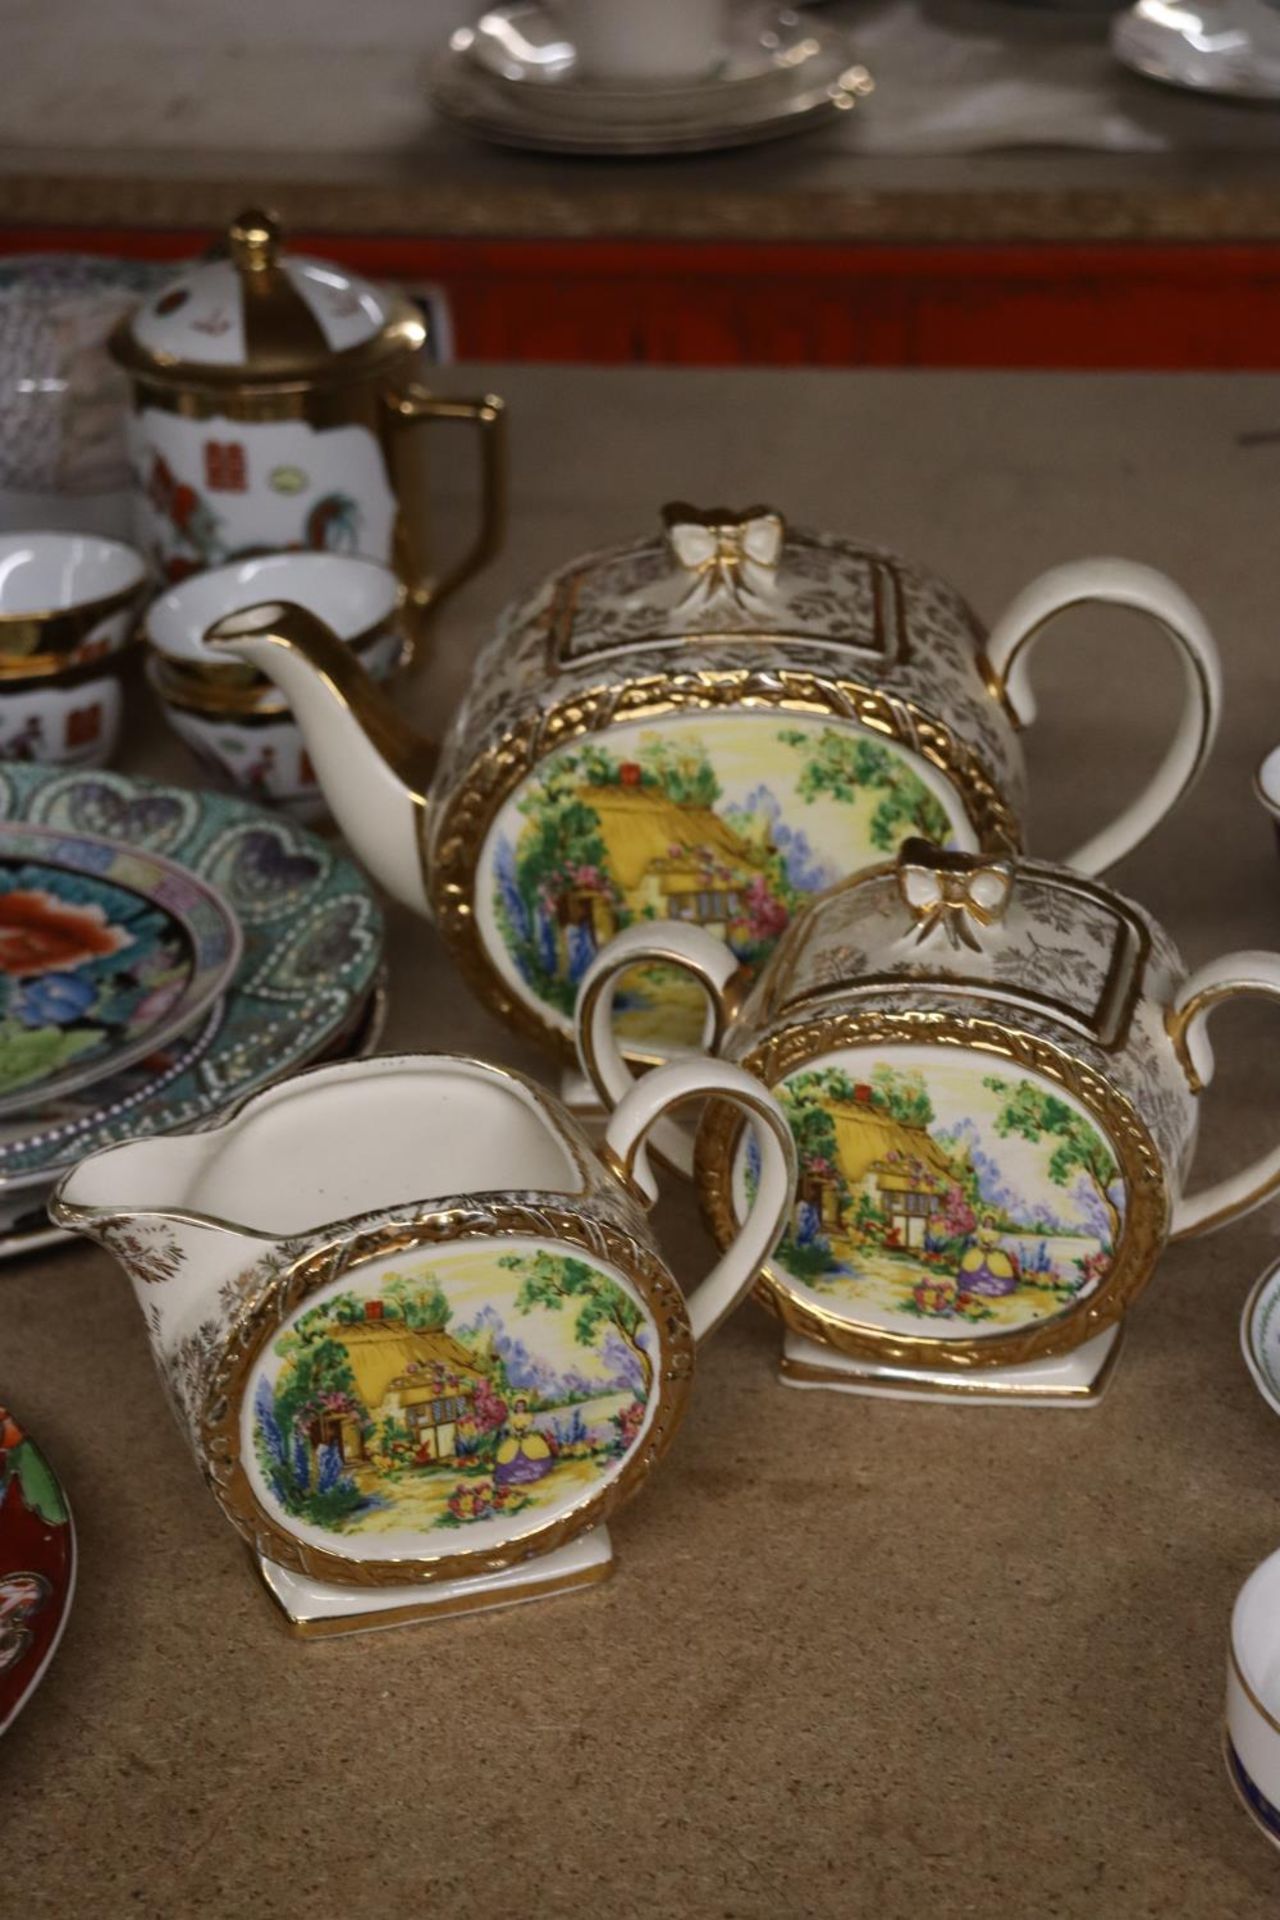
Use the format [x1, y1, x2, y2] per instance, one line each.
[0, 1403, 74, 1735]
[0, 820, 241, 1118]
[0, 767, 384, 1233]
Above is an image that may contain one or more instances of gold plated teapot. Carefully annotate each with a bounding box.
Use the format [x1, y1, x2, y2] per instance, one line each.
[110, 209, 505, 614]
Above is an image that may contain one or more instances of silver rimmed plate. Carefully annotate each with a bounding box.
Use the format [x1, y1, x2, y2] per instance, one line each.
[432, 13, 872, 154]
[1242, 1258, 1280, 1417]
[1112, 0, 1280, 99]
[0, 766, 384, 1250]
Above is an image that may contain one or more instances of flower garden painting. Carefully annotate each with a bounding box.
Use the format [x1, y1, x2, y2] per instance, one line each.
[0, 860, 191, 1100]
[248, 1242, 654, 1547]
[481, 713, 957, 1043]
[749, 1049, 1125, 1339]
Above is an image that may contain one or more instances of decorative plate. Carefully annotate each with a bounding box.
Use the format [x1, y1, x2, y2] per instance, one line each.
[0, 1403, 74, 1735]
[0, 767, 384, 1234]
[0, 820, 241, 1118]
[1242, 1259, 1280, 1418]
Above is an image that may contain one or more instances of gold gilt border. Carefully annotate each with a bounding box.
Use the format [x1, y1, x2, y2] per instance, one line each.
[693, 1007, 1169, 1371]
[428, 668, 1025, 1062]
[200, 1201, 695, 1588]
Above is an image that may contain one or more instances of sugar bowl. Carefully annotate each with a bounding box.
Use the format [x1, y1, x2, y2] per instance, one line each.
[576, 839, 1280, 1405]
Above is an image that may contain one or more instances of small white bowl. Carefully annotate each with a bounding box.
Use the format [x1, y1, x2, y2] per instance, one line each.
[1227, 1544, 1280, 1848]
[144, 552, 408, 818]
[1255, 745, 1280, 827]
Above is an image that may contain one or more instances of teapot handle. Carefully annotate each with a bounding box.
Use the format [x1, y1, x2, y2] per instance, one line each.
[982, 559, 1221, 877]
[381, 386, 507, 633]
[576, 922, 741, 1179]
[1167, 952, 1280, 1239]
[600, 1056, 796, 1345]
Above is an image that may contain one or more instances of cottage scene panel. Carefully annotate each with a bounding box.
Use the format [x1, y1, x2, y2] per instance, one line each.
[242, 1236, 659, 1559]
[477, 711, 970, 1046]
[735, 1044, 1127, 1342]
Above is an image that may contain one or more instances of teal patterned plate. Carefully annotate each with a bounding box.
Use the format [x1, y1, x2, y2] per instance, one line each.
[0, 767, 383, 1233]
[1243, 1259, 1280, 1420]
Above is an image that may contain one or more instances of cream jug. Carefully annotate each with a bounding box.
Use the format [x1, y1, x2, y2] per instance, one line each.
[51, 1052, 795, 1634]
[574, 840, 1280, 1407]
[206, 503, 1221, 1065]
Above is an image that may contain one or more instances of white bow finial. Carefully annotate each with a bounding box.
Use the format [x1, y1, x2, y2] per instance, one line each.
[896, 840, 1014, 950]
[663, 503, 785, 610]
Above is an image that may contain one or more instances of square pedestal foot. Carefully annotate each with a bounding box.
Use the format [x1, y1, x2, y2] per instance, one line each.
[779, 1323, 1124, 1407]
[256, 1527, 615, 1638]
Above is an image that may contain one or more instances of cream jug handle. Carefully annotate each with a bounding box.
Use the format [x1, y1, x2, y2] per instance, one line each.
[601, 1057, 796, 1345]
[381, 387, 507, 628]
[982, 559, 1221, 877]
[577, 922, 741, 1179]
[1167, 951, 1280, 1239]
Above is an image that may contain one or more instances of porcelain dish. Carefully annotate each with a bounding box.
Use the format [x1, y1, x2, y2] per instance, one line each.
[1112, 0, 1280, 98]
[432, 26, 873, 154]
[0, 764, 384, 1238]
[0, 818, 241, 1116]
[0, 1402, 74, 1735]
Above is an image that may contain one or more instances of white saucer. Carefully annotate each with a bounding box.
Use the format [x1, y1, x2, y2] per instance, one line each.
[433, 12, 872, 155]
[1112, 0, 1280, 101]
[1242, 1258, 1280, 1416]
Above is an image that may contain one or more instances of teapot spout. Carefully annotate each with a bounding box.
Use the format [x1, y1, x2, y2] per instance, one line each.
[206, 600, 437, 915]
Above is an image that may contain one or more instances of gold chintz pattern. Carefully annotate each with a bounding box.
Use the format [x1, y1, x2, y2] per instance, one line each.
[694, 1007, 1169, 1372]
[427, 666, 1024, 1061]
[200, 1201, 696, 1589]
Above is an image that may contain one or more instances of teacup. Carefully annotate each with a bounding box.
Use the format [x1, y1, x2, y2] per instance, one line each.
[551, 0, 730, 81]
[51, 1050, 795, 1634]
[144, 552, 410, 818]
[0, 531, 149, 766]
[574, 839, 1280, 1405]
[1227, 1546, 1280, 1850]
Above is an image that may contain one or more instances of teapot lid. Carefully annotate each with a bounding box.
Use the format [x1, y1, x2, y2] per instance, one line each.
[764, 840, 1154, 1052]
[110, 208, 426, 386]
[521, 503, 979, 668]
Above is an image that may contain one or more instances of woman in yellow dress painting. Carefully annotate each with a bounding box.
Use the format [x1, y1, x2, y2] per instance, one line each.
[956, 1214, 1020, 1300]
[494, 1399, 555, 1488]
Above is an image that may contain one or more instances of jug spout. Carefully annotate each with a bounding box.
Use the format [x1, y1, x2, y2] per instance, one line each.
[206, 599, 438, 916]
[50, 1136, 262, 1306]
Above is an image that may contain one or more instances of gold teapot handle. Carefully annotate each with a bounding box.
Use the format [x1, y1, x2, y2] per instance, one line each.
[1167, 951, 1280, 1239]
[382, 385, 507, 634]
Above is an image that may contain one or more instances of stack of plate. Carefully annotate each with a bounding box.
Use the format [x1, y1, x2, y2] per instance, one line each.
[432, 4, 873, 155]
[0, 763, 385, 1257]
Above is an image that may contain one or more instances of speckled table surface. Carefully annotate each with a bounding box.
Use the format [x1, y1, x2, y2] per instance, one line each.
[5, 0, 1280, 241]
[6, 365, 1280, 1916]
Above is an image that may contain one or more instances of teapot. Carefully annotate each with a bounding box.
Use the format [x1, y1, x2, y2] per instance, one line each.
[50, 1051, 794, 1635]
[206, 503, 1221, 1066]
[573, 839, 1280, 1407]
[109, 209, 505, 614]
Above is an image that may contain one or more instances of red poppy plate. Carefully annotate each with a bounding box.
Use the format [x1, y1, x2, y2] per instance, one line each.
[0, 1402, 74, 1735]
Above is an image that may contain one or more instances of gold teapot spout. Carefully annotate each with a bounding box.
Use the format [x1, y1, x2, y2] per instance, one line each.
[207, 600, 437, 915]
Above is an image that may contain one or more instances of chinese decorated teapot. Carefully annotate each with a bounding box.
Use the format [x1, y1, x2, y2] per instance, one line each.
[110, 209, 505, 612]
[207, 502, 1220, 1062]
[574, 840, 1280, 1406]
[51, 1052, 794, 1634]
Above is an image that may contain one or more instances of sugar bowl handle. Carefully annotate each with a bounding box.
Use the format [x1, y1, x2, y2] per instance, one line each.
[983, 559, 1221, 877]
[600, 1056, 796, 1345]
[382, 386, 507, 624]
[1167, 951, 1280, 1239]
[577, 922, 741, 1178]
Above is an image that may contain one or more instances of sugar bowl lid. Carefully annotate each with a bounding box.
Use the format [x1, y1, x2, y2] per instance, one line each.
[761, 839, 1155, 1052]
[110, 208, 427, 386]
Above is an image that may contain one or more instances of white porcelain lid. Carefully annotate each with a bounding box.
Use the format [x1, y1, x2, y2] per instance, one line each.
[764, 843, 1157, 1051]
[113, 210, 425, 383]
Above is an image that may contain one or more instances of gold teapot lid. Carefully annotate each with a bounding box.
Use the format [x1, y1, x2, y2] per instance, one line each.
[109, 208, 427, 387]
[763, 841, 1157, 1053]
